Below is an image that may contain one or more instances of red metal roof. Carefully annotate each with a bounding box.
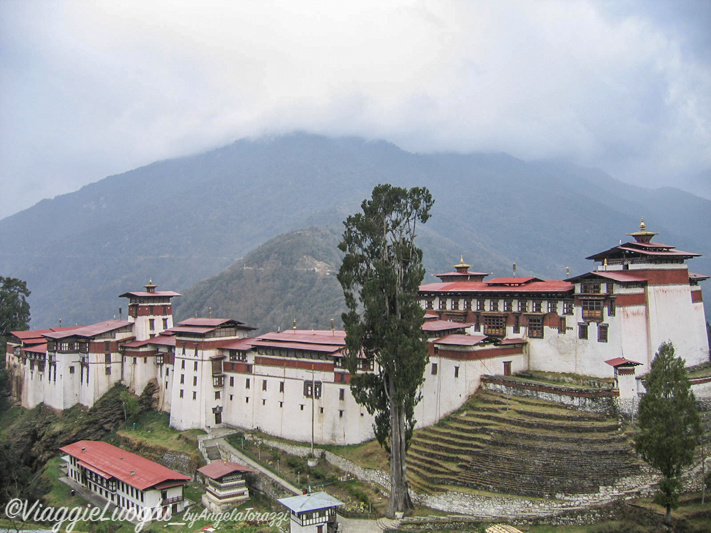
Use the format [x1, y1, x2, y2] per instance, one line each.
[78, 460, 112, 479]
[432, 334, 487, 346]
[251, 339, 345, 353]
[220, 338, 255, 351]
[690, 272, 710, 282]
[60, 441, 190, 490]
[119, 290, 181, 298]
[44, 320, 131, 339]
[11, 327, 81, 342]
[587, 242, 700, 261]
[605, 357, 642, 367]
[486, 277, 538, 285]
[436, 271, 491, 277]
[23, 343, 47, 354]
[566, 271, 648, 283]
[198, 461, 252, 480]
[169, 326, 216, 335]
[122, 336, 177, 348]
[632, 242, 675, 249]
[257, 330, 347, 345]
[616, 245, 699, 257]
[420, 280, 573, 293]
[421, 320, 469, 332]
[179, 318, 241, 327]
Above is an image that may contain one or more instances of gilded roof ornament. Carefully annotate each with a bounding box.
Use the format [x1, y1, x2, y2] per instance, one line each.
[626, 217, 659, 243]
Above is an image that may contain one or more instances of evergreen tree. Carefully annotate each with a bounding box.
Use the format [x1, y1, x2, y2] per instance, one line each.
[0, 276, 30, 340]
[0, 277, 30, 410]
[635, 342, 702, 526]
[337, 184, 433, 517]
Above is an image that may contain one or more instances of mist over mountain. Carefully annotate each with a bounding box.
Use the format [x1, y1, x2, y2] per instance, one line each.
[1, 133, 709, 328]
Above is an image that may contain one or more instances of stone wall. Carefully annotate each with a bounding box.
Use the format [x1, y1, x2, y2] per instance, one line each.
[256, 437, 392, 492]
[409, 471, 659, 520]
[481, 375, 617, 414]
[161, 451, 196, 477]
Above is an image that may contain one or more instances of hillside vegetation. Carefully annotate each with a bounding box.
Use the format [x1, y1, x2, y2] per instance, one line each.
[175, 226, 346, 331]
[1, 133, 709, 328]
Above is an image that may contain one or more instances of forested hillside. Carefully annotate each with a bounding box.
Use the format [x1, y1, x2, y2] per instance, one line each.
[1, 133, 709, 327]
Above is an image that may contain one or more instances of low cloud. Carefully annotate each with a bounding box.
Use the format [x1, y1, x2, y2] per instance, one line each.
[1, 0, 709, 217]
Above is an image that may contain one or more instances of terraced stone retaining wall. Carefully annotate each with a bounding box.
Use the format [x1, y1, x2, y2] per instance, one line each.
[481, 375, 617, 414]
[257, 438, 392, 492]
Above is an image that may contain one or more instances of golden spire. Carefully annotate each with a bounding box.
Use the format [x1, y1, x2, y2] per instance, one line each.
[454, 256, 472, 273]
[627, 217, 659, 243]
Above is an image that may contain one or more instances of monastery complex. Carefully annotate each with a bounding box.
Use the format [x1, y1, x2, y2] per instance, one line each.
[6, 222, 710, 445]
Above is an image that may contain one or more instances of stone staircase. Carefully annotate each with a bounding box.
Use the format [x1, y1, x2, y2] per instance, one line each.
[407, 390, 644, 498]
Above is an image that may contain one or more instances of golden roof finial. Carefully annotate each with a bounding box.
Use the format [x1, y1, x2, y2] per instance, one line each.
[453, 256, 472, 272]
[627, 217, 658, 243]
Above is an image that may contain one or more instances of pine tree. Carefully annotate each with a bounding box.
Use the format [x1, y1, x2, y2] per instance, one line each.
[635, 342, 702, 525]
[337, 184, 433, 517]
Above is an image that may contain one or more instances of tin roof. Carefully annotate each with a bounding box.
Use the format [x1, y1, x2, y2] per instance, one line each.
[197, 461, 252, 480]
[122, 336, 177, 349]
[278, 491, 343, 513]
[219, 338, 254, 351]
[565, 271, 648, 283]
[251, 339, 345, 353]
[605, 357, 642, 367]
[60, 440, 190, 491]
[432, 334, 487, 346]
[422, 320, 470, 332]
[420, 279, 573, 294]
[43, 320, 131, 339]
[179, 318, 244, 327]
[23, 343, 47, 354]
[436, 271, 491, 278]
[11, 327, 80, 342]
[119, 290, 181, 298]
[587, 242, 700, 261]
[257, 330, 347, 345]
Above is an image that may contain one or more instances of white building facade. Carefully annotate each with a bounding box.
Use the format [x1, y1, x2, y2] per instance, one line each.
[6, 222, 709, 445]
[60, 440, 190, 518]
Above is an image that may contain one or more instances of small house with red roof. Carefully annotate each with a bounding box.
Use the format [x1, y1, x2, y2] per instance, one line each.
[60, 440, 190, 517]
[197, 461, 252, 512]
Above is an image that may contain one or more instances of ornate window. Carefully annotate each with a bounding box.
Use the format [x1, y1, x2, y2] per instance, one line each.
[528, 316, 544, 338]
[582, 299, 603, 321]
[483, 315, 506, 336]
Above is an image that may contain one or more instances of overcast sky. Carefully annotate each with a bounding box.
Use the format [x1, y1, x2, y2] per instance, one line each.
[1, 0, 710, 218]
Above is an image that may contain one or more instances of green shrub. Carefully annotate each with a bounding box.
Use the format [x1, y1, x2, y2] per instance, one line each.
[311, 468, 326, 480]
[286, 456, 305, 470]
[346, 483, 370, 505]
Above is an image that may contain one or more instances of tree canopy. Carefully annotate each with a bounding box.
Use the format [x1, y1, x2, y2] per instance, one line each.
[0, 277, 31, 340]
[337, 184, 433, 516]
[635, 342, 702, 525]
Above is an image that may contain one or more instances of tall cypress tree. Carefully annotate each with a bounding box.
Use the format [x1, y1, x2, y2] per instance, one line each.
[338, 184, 433, 517]
[635, 342, 702, 526]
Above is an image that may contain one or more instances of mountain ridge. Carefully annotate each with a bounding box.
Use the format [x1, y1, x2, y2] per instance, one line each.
[1, 132, 708, 327]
